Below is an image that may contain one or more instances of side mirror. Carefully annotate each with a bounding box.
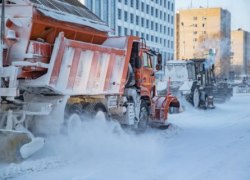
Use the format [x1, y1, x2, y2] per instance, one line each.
[157, 54, 162, 64]
[156, 54, 162, 70]
[156, 64, 162, 71]
[135, 57, 142, 68]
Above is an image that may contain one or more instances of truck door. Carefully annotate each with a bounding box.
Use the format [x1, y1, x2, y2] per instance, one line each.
[140, 51, 155, 97]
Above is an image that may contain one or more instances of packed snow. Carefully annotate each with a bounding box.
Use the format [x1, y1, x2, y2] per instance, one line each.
[0, 93, 250, 180]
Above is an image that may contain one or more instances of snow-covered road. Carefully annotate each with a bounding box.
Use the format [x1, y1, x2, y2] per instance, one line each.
[1, 94, 250, 180]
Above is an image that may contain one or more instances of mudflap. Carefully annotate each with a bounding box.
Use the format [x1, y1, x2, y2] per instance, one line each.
[0, 130, 31, 162]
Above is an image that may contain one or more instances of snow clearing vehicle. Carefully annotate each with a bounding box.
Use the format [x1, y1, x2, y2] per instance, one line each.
[0, 0, 180, 162]
[164, 59, 215, 109]
[164, 48, 233, 108]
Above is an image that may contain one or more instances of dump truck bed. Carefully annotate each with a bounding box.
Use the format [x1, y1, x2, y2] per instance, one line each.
[20, 34, 135, 95]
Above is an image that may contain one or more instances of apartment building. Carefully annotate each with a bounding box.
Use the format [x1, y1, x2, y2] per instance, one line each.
[175, 8, 231, 78]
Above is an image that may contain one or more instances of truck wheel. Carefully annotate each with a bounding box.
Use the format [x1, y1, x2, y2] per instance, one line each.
[63, 103, 84, 135]
[137, 102, 149, 132]
[204, 96, 209, 109]
[67, 113, 82, 135]
[86, 103, 109, 121]
[192, 88, 200, 108]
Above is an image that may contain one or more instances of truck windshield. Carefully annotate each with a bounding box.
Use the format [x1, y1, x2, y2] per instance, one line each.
[187, 64, 196, 80]
[142, 52, 152, 68]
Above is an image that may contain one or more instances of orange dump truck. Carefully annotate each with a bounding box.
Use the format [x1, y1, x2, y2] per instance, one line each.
[0, 0, 180, 161]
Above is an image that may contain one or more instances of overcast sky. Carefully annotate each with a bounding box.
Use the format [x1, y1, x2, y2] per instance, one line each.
[175, 0, 250, 31]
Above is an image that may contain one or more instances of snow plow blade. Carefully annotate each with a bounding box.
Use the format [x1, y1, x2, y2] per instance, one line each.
[0, 130, 31, 162]
[0, 130, 44, 163]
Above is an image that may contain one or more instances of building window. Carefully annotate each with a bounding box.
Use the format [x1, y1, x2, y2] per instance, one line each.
[136, 0, 139, 9]
[171, 41, 173, 49]
[136, 15, 139, 25]
[164, 26, 166, 34]
[141, 33, 145, 38]
[146, 34, 149, 40]
[151, 35, 154, 42]
[141, 2, 145, 12]
[130, 14, 134, 23]
[160, 0, 163, 5]
[164, 39, 166, 47]
[151, 6, 154, 16]
[124, 11, 128, 22]
[164, 0, 167, 8]
[130, 0, 134, 7]
[168, 14, 170, 23]
[155, 9, 158, 17]
[160, 11, 162, 19]
[168, 40, 170, 48]
[193, 16, 198, 20]
[168, 1, 170, 10]
[118, 26, 122, 36]
[146, 4, 150, 14]
[146, 19, 149, 28]
[124, 28, 128, 35]
[171, 28, 174, 36]
[130, 29, 134, 35]
[164, 12, 166, 21]
[125, 0, 128, 5]
[155, 37, 158, 43]
[118, 9, 122, 20]
[171, 16, 174, 24]
[136, 31, 139, 36]
[141, 18, 145, 27]
[151, 21, 154, 30]
[160, 24, 162, 33]
[167, 27, 170, 35]
[155, 23, 158, 31]
[171, 3, 174, 11]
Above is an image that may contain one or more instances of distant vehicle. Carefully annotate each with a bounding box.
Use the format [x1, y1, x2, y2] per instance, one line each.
[165, 59, 215, 109]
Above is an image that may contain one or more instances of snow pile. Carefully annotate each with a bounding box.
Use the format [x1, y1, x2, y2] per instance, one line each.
[0, 157, 67, 179]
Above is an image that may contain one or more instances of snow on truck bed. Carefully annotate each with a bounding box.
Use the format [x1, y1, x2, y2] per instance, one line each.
[1, 94, 250, 180]
[30, 0, 112, 32]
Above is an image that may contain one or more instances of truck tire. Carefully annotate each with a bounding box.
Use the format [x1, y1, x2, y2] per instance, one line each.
[85, 103, 109, 121]
[67, 113, 82, 135]
[63, 103, 85, 135]
[204, 96, 209, 109]
[137, 101, 149, 132]
[192, 87, 200, 108]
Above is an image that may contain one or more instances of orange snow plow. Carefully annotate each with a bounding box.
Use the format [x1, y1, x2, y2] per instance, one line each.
[0, 0, 180, 161]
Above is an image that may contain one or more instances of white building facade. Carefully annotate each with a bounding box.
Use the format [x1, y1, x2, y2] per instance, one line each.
[83, 0, 175, 65]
